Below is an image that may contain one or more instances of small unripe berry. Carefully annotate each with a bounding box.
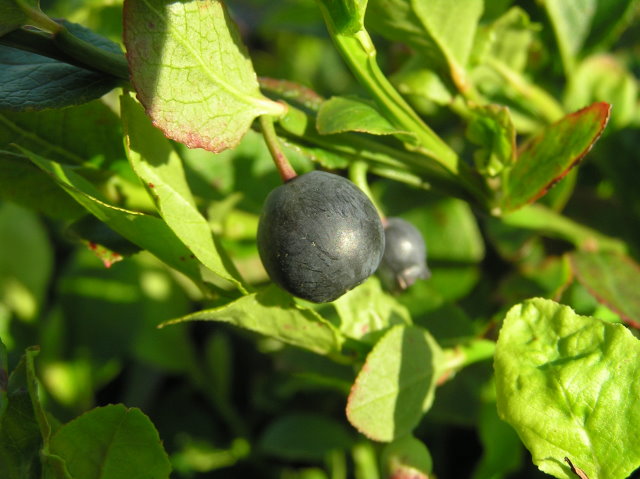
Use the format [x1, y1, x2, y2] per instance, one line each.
[378, 217, 430, 291]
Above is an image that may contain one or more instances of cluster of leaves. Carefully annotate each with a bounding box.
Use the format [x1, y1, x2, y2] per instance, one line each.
[1, 0, 640, 478]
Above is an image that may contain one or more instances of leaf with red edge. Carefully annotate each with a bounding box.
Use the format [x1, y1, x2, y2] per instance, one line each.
[123, 0, 285, 153]
[500, 102, 610, 213]
[569, 251, 640, 329]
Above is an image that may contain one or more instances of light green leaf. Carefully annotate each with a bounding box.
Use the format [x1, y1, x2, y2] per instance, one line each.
[317, 96, 411, 136]
[161, 285, 342, 356]
[121, 91, 245, 292]
[333, 276, 411, 345]
[49, 404, 171, 479]
[542, 0, 596, 75]
[565, 55, 638, 130]
[123, 0, 285, 153]
[366, 0, 483, 91]
[19, 147, 206, 287]
[346, 325, 443, 442]
[466, 104, 516, 177]
[495, 298, 640, 479]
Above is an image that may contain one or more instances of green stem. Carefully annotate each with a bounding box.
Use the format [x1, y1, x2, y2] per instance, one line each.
[439, 339, 496, 384]
[259, 115, 297, 182]
[53, 26, 129, 80]
[349, 161, 384, 218]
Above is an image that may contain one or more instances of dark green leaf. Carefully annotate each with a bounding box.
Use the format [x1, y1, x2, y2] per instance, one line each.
[0, 151, 86, 220]
[346, 325, 443, 441]
[495, 298, 640, 479]
[0, 346, 48, 479]
[258, 413, 354, 461]
[0, 20, 122, 110]
[501, 102, 611, 213]
[569, 251, 640, 328]
[161, 285, 342, 356]
[317, 96, 410, 136]
[0, 99, 125, 167]
[49, 404, 171, 479]
[123, 0, 284, 153]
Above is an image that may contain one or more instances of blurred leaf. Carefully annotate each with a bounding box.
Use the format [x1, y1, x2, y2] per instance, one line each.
[0, 20, 121, 110]
[161, 285, 342, 356]
[0, 99, 125, 167]
[49, 404, 171, 479]
[391, 56, 454, 106]
[495, 298, 640, 479]
[565, 55, 638, 130]
[541, 0, 597, 75]
[121, 91, 245, 292]
[583, 0, 640, 51]
[466, 103, 516, 177]
[0, 202, 53, 321]
[501, 102, 611, 213]
[0, 0, 41, 36]
[472, 401, 522, 479]
[569, 251, 640, 328]
[380, 435, 432, 479]
[0, 346, 49, 479]
[317, 96, 410, 136]
[501, 203, 627, 253]
[20, 146, 208, 287]
[366, 0, 483, 92]
[258, 413, 354, 461]
[346, 325, 443, 442]
[0, 151, 85, 220]
[123, 0, 284, 153]
[333, 276, 411, 345]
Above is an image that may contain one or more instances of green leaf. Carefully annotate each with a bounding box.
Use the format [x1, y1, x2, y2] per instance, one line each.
[569, 251, 640, 328]
[542, 0, 597, 75]
[565, 55, 638, 130]
[380, 435, 432, 478]
[0, 151, 86, 220]
[121, 91, 245, 292]
[161, 285, 342, 356]
[346, 325, 443, 442]
[0, 346, 48, 479]
[366, 0, 483, 91]
[501, 102, 611, 213]
[317, 96, 411, 136]
[495, 298, 640, 479]
[123, 0, 285, 153]
[19, 146, 208, 287]
[466, 104, 516, 177]
[391, 56, 454, 106]
[258, 413, 354, 461]
[0, 99, 125, 167]
[0, 202, 53, 320]
[0, 21, 122, 110]
[583, 0, 640, 52]
[49, 404, 171, 479]
[333, 276, 411, 344]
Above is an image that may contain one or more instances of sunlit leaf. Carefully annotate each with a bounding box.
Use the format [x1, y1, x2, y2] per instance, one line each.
[495, 298, 640, 479]
[123, 0, 285, 153]
[49, 404, 171, 479]
[347, 325, 443, 441]
[161, 285, 342, 356]
[317, 96, 410, 136]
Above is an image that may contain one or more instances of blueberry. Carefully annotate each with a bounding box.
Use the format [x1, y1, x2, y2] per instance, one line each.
[378, 217, 430, 291]
[257, 171, 385, 303]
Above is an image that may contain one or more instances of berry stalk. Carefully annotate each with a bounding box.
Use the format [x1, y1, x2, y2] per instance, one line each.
[259, 115, 297, 182]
